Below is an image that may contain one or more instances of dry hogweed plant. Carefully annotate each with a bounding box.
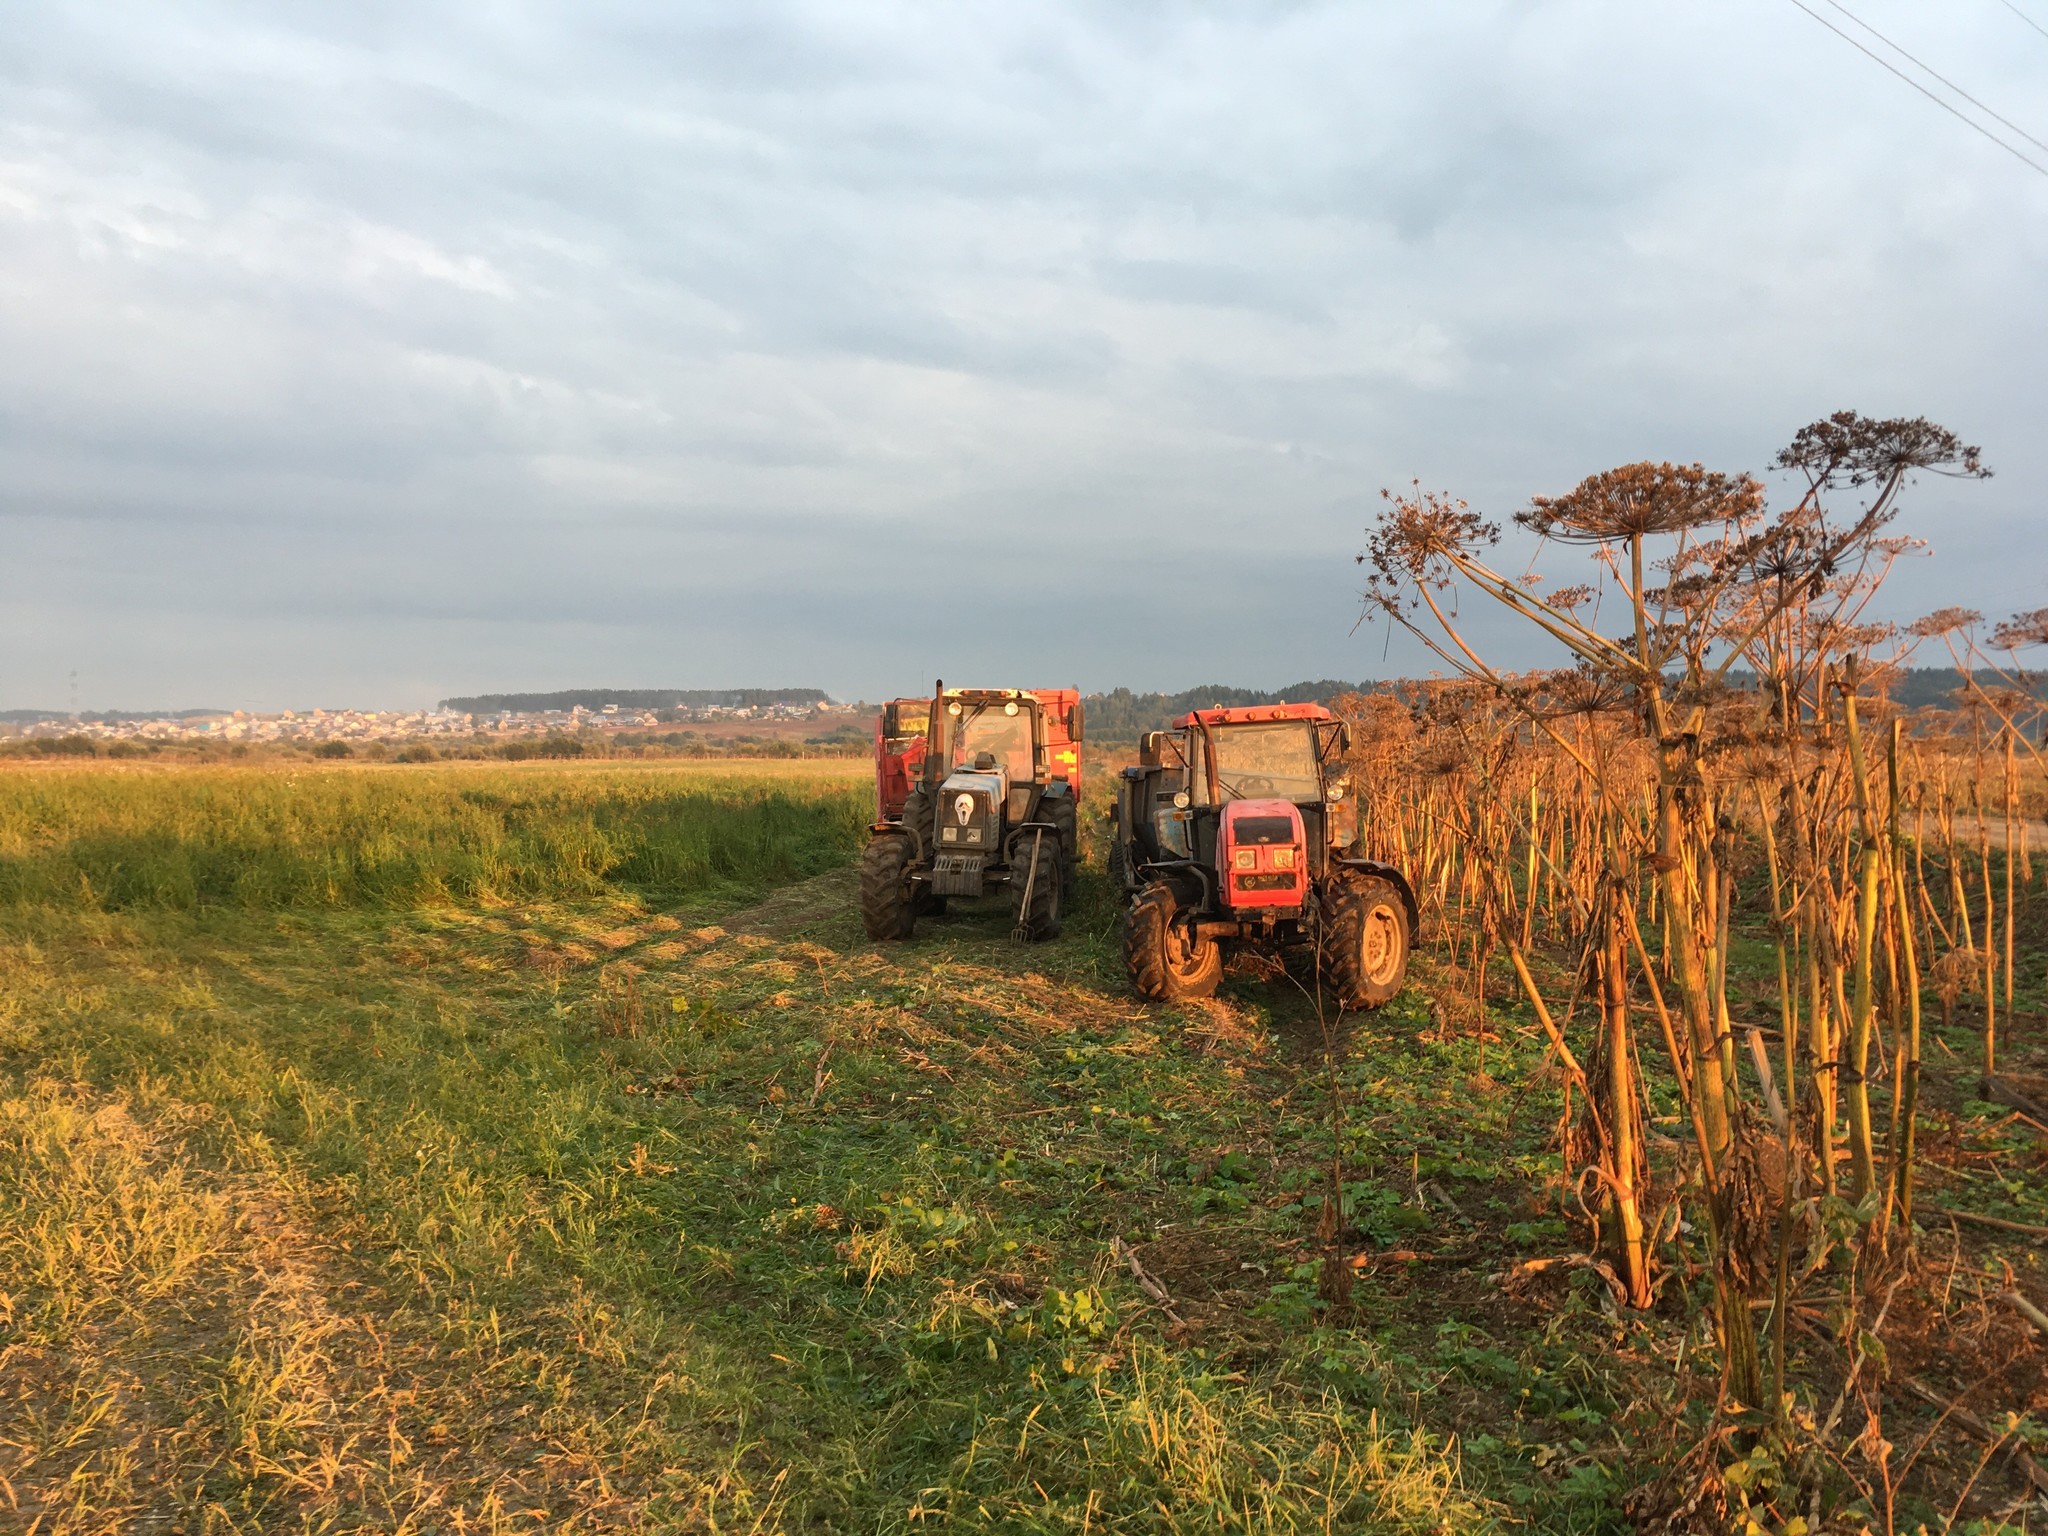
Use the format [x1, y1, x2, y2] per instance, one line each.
[1353, 412, 2047, 1529]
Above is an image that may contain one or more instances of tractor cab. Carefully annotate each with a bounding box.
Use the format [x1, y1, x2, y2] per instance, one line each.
[927, 690, 1041, 861]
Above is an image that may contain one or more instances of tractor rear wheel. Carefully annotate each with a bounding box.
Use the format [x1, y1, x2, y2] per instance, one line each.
[1107, 833, 1132, 894]
[899, 789, 943, 914]
[859, 832, 918, 941]
[900, 788, 930, 850]
[1123, 882, 1222, 1001]
[1321, 874, 1410, 1010]
[1010, 828, 1064, 942]
[1044, 797, 1079, 894]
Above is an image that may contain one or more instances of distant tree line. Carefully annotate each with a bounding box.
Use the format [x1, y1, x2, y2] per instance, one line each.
[1075, 667, 2043, 744]
[437, 688, 830, 714]
[0, 708, 229, 724]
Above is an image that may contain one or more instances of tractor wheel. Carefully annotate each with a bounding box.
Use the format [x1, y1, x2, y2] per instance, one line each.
[1107, 833, 1132, 894]
[1044, 796, 1080, 894]
[859, 832, 919, 941]
[1123, 882, 1222, 1001]
[1010, 828, 1064, 942]
[900, 788, 931, 852]
[899, 789, 941, 913]
[1321, 874, 1410, 1010]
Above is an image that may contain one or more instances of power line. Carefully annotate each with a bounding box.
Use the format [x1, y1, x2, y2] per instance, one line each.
[1998, 0, 2048, 45]
[1785, 0, 2048, 178]
[1820, 0, 2048, 156]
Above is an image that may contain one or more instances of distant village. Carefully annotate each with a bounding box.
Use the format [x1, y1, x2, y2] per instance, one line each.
[0, 698, 866, 753]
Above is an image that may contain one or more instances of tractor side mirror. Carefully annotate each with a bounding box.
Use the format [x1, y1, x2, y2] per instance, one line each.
[1139, 730, 1162, 767]
[1069, 701, 1084, 741]
[1338, 722, 1352, 755]
[880, 702, 900, 739]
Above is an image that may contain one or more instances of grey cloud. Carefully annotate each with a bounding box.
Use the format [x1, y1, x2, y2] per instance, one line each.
[2, 0, 2044, 710]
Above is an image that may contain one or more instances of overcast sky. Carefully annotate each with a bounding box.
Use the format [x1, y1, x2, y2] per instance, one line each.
[3, 0, 2043, 711]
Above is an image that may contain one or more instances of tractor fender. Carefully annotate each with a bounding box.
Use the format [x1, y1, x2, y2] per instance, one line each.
[1139, 858, 1213, 915]
[1333, 858, 1421, 939]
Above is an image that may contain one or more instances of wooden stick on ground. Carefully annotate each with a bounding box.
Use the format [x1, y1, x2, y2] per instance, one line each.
[1747, 1026, 1789, 1135]
[1920, 1206, 2048, 1239]
[1981, 1074, 2048, 1127]
[1901, 1377, 2048, 1497]
[1109, 1237, 1185, 1327]
[2000, 1289, 2048, 1339]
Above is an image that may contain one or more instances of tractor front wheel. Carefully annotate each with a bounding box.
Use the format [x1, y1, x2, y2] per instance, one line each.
[1123, 882, 1222, 1001]
[1010, 828, 1064, 942]
[1321, 874, 1410, 1010]
[859, 832, 919, 941]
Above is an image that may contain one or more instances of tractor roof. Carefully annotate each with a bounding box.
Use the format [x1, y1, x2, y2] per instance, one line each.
[938, 687, 1078, 708]
[1174, 701, 1332, 729]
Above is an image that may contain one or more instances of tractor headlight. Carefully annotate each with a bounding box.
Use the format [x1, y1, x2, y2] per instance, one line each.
[1231, 847, 1257, 871]
[1271, 848, 1296, 869]
[1172, 791, 1190, 809]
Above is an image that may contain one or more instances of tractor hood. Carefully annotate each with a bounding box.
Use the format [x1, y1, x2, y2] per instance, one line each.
[936, 765, 1006, 851]
[1218, 798, 1307, 912]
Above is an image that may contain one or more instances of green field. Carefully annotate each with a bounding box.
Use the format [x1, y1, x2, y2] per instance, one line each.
[0, 761, 873, 912]
[1, 762, 2042, 1532]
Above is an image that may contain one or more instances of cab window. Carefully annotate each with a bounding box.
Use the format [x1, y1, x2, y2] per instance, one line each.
[950, 705, 1035, 778]
[1192, 722, 1320, 803]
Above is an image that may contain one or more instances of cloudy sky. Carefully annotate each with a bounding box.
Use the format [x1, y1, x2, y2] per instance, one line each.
[3, 0, 2043, 711]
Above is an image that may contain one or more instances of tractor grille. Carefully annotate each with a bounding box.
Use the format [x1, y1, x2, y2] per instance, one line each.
[1235, 872, 1297, 893]
[931, 853, 986, 897]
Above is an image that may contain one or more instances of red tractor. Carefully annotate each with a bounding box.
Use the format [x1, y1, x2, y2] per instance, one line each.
[1108, 702, 1416, 1009]
[861, 684, 1084, 943]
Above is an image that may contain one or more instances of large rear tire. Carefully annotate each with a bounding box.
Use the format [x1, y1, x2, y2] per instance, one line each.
[1321, 874, 1410, 1010]
[1107, 832, 1133, 895]
[1123, 881, 1222, 1001]
[860, 832, 918, 941]
[1044, 796, 1080, 894]
[1010, 828, 1064, 943]
[900, 788, 931, 854]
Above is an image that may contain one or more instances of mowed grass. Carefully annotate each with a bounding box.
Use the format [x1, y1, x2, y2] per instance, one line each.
[0, 760, 872, 912]
[0, 763, 1547, 1533]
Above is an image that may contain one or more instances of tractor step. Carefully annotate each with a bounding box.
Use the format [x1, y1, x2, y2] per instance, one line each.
[930, 853, 987, 898]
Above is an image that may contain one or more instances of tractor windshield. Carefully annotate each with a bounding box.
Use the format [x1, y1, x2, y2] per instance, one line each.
[949, 704, 1035, 779]
[1197, 722, 1321, 803]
